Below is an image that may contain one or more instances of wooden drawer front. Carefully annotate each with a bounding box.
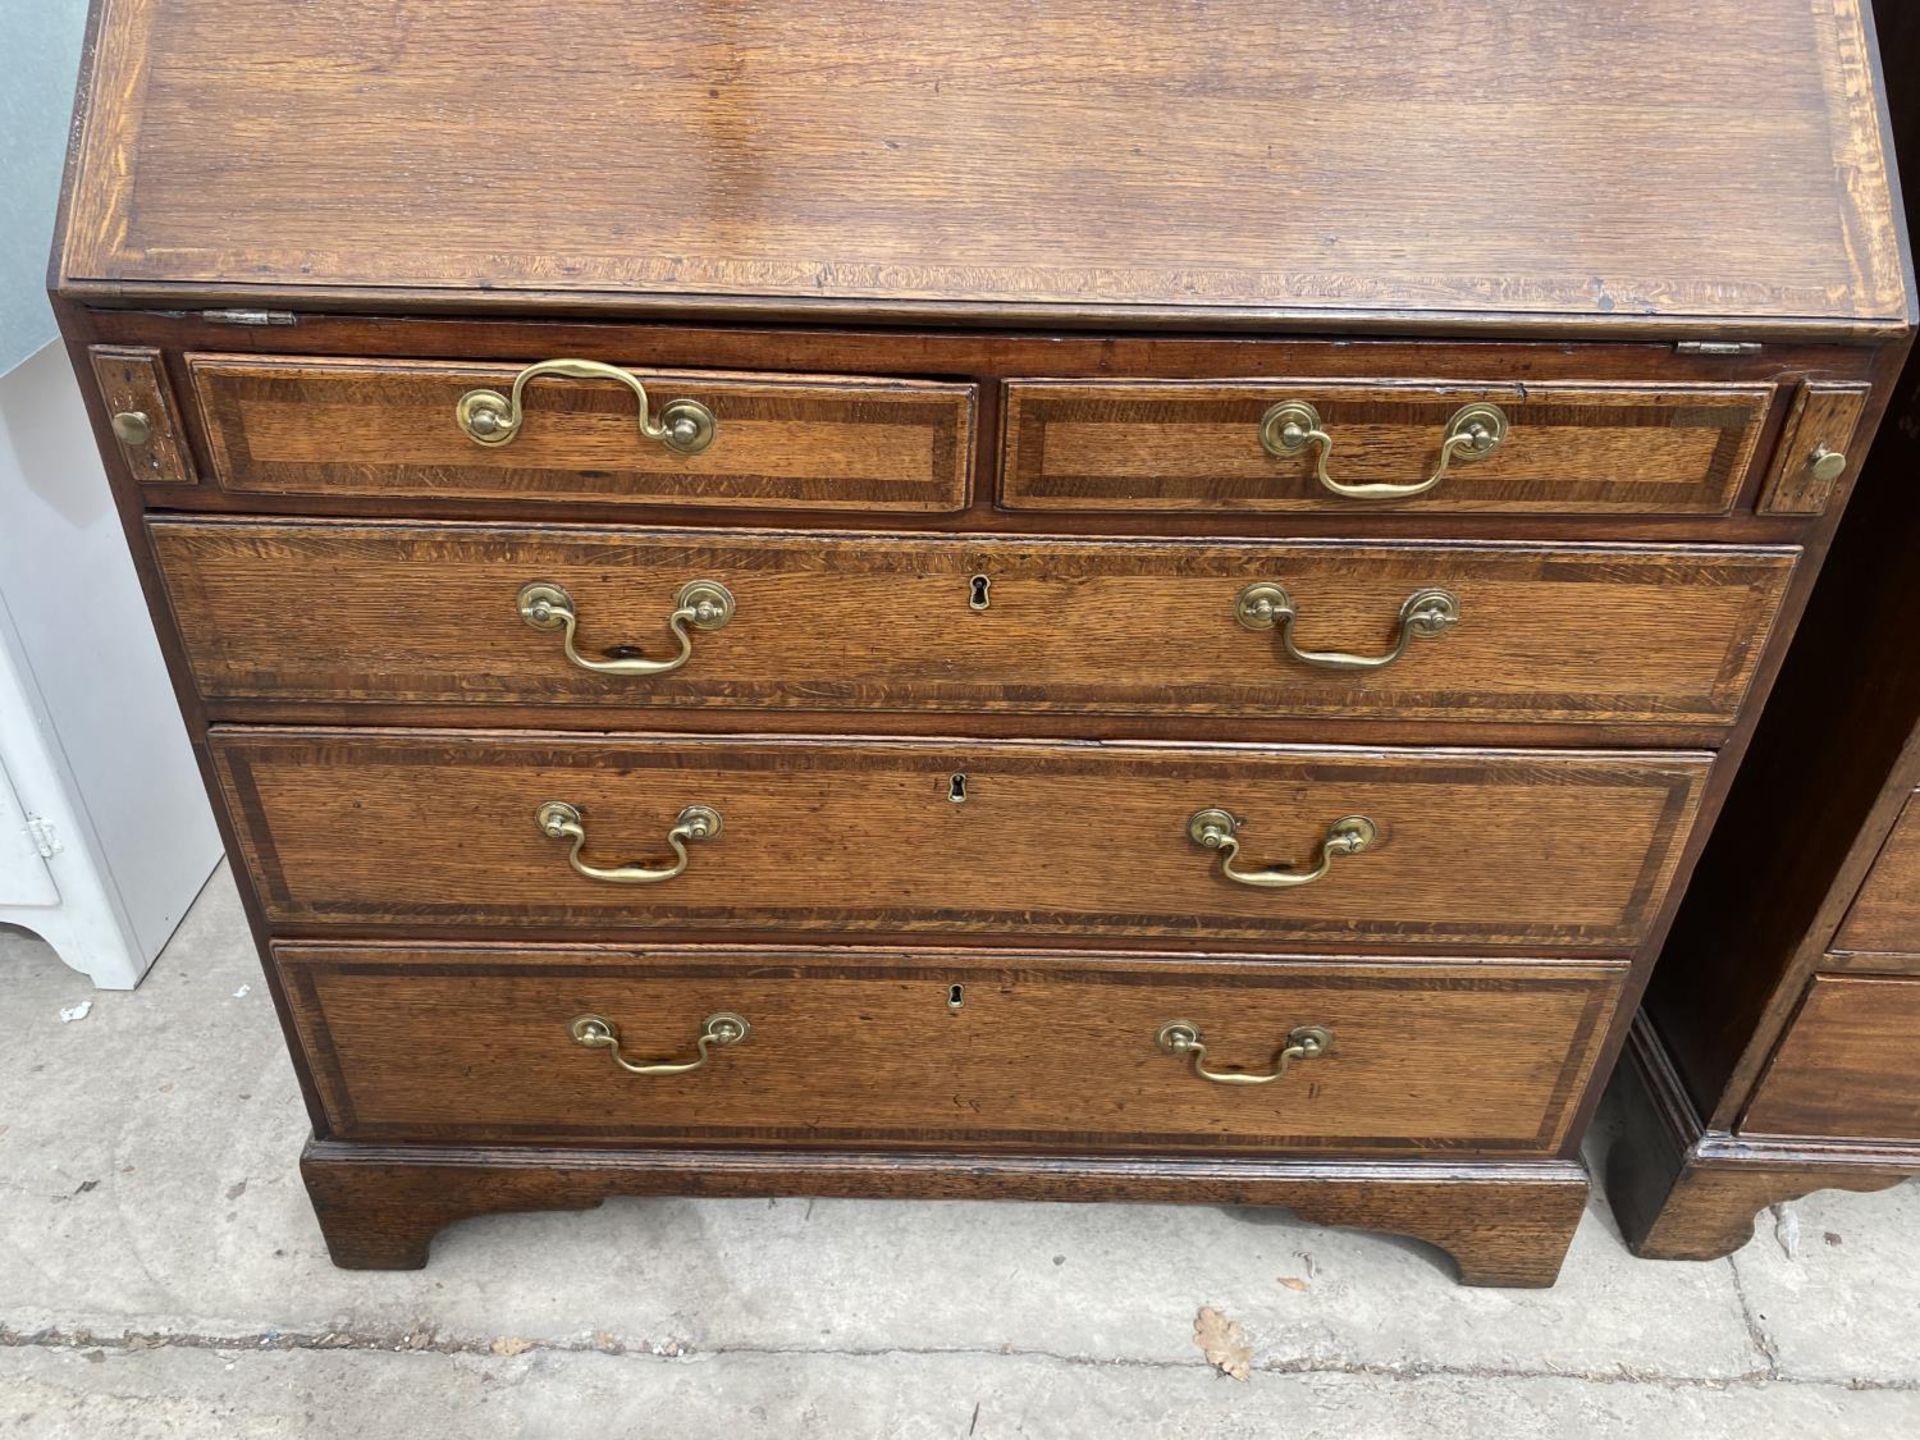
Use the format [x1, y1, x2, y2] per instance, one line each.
[185, 355, 975, 512]
[1835, 792, 1920, 955]
[278, 944, 1622, 1153]
[213, 732, 1708, 949]
[153, 526, 1797, 733]
[1002, 380, 1773, 515]
[153, 521, 1795, 729]
[1743, 975, 1920, 1142]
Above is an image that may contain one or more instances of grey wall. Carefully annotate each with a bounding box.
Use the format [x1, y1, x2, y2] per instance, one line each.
[1, 0, 91, 377]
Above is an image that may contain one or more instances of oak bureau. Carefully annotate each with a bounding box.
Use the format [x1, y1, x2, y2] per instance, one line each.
[51, 0, 1913, 1286]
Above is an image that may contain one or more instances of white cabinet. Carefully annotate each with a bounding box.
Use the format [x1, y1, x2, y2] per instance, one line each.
[0, 341, 221, 988]
[0, 730, 59, 908]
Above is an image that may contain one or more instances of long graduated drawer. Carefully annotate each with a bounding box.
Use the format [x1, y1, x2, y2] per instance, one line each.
[212, 730, 1709, 949]
[151, 520, 1795, 730]
[277, 944, 1623, 1154]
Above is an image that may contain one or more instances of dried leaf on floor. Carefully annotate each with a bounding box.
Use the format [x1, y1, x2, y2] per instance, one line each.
[1193, 1305, 1252, 1381]
[1277, 1276, 1310, 1292]
[1772, 1203, 1801, 1260]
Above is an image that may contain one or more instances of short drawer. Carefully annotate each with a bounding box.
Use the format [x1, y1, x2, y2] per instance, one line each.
[1834, 791, 1920, 955]
[277, 943, 1623, 1153]
[1742, 974, 1920, 1142]
[151, 520, 1795, 730]
[1002, 379, 1774, 515]
[184, 354, 975, 512]
[212, 731, 1708, 949]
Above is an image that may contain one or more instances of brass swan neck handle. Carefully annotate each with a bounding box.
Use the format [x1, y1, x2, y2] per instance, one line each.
[570, 1011, 750, 1076]
[1260, 400, 1508, 500]
[517, 579, 734, 677]
[537, 801, 721, 884]
[1188, 808, 1377, 888]
[1235, 582, 1460, 671]
[457, 357, 716, 453]
[1156, 1021, 1332, 1086]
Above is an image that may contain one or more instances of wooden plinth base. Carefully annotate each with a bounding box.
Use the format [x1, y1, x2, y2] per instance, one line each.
[1599, 1014, 1911, 1261]
[300, 1140, 1589, 1288]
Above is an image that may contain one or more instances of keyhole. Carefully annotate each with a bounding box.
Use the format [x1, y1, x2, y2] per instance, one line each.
[948, 773, 968, 804]
[968, 574, 991, 611]
[947, 984, 966, 1011]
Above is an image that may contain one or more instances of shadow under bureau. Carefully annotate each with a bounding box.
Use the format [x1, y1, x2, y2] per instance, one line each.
[51, 0, 1913, 1285]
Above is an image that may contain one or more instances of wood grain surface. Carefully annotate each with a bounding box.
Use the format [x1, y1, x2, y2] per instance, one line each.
[57, 0, 1906, 331]
[300, 1141, 1591, 1284]
[277, 944, 1621, 1152]
[85, 311, 1893, 548]
[187, 355, 975, 512]
[1601, 1013, 1909, 1260]
[87, 344, 195, 486]
[45, 0, 1919, 1289]
[148, 519, 1797, 728]
[1741, 974, 1920, 1140]
[1758, 381, 1874, 515]
[1002, 380, 1774, 515]
[1834, 791, 1920, 954]
[210, 729, 1709, 948]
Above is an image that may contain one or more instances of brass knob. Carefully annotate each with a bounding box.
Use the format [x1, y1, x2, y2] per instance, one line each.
[111, 410, 153, 446]
[1808, 447, 1848, 483]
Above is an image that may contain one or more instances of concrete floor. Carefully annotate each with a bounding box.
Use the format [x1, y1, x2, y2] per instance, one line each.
[3, 869, 1917, 1437]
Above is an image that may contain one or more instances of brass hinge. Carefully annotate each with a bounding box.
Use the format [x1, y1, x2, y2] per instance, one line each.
[1675, 341, 1762, 356]
[200, 308, 297, 326]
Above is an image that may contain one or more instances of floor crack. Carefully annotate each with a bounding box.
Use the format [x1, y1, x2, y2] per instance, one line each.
[5, 1320, 1910, 1392]
[1726, 1251, 1783, 1379]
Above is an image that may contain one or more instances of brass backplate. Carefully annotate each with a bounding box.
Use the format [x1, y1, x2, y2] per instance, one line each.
[674, 580, 736, 629]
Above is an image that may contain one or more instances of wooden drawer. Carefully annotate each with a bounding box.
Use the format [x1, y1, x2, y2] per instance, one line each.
[184, 354, 975, 512]
[1834, 791, 1920, 955]
[1002, 379, 1774, 515]
[213, 731, 1708, 949]
[1742, 975, 1920, 1142]
[152, 520, 1795, 730]
[278, 943, 1623, 1153]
